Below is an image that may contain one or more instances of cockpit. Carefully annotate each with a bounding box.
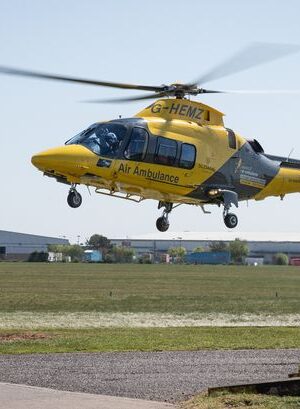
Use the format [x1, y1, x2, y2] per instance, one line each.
[66, 122, 127, 158]
[66, 120, 197, 170]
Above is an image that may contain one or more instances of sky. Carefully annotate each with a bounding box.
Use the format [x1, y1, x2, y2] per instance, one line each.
[1, 0, 300, 243]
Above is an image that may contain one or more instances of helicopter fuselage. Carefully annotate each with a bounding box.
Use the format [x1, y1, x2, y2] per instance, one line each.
[31, 98, 300, 229]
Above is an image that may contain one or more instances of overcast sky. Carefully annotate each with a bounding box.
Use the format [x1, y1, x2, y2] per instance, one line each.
[1, 0, 300, 243]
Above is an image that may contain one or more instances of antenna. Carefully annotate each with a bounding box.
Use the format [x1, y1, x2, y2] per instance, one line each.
[286, 147, 295, 162]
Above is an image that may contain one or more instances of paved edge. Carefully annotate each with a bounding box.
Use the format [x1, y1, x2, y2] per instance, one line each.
[0, 382, 175, 409]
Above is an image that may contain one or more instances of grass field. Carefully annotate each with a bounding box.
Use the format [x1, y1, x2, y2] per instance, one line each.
[1, 262, 300, 353]
[0, 262, 299, 314]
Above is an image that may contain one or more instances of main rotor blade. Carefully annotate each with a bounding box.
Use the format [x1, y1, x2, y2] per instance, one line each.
[83, 92, 167, 103]
[199, 89, 224, 94]
[215, 89, 300, 94]
[0, 66, 164, 92]
[191, 43, 300, 86]
[84, 88, 300, 103]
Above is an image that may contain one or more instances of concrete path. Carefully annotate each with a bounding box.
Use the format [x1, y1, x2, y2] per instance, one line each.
[0, 383, 175, 409]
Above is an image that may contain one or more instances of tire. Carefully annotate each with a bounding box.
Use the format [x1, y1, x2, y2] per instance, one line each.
[67, 191, 82, 208]
[224, 213, 238, 229]
[156, 216, 169, 232]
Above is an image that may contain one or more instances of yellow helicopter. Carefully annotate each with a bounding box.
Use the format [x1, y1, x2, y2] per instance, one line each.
[1, 43, 300, 232]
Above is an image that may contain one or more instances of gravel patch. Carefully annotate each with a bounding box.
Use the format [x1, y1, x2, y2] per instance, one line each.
[0, 332, 50, 342]
[0, 349, 299, 403]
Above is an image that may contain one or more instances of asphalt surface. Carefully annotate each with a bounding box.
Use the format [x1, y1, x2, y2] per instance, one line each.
[0, 349, 299, 403]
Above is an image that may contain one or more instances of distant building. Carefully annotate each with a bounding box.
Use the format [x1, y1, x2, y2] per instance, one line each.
[245, 257, 264, 266]
[185, 251, 231, 265]
[0, 230, 69, 261]
[84, 250, 102, 262]
[48, 252, 63, 262]
[110, 232, 300, 264]
[290, 257, 300, 266]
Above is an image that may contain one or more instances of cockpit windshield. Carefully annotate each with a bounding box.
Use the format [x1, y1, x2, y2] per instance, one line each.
[66, 123, 127, 157]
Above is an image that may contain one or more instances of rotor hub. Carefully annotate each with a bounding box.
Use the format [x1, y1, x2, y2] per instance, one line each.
[161, 83, 200, 99]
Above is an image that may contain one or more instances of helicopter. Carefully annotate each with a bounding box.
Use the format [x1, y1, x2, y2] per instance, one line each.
[1, 43, 300, 232]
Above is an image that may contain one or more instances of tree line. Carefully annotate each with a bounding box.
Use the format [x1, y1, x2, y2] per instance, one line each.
[167, 239, 248, 263]
[27, 235, 290, 265]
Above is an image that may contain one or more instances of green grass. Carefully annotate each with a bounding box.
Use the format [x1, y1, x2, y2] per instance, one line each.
[1, 327, 300, 354]
[1, 263, 300, 354]
[0, 262, 299, 314]
[183, 392, 300, 409]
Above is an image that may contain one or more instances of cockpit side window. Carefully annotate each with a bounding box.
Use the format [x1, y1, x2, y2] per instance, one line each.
[65, 124, 97, 145]
[124, 127, 148, 161]
[66, 123, 127, 158]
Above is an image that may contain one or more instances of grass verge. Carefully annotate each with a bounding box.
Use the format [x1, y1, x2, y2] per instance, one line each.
[1, 327, 300, 354]
[182, 392, 300, 409]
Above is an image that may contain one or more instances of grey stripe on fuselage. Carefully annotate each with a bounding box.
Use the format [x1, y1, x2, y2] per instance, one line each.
[188, 142, 280, 201]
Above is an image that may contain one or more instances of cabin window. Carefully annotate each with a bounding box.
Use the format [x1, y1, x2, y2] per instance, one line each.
[227, 128, 236, 149]
[179, 143, 196, 169]
[155, 136, 177, 166]
[124, 128, 148, 161]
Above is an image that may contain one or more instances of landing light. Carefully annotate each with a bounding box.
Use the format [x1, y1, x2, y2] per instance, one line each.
[207, 189, 221, 198]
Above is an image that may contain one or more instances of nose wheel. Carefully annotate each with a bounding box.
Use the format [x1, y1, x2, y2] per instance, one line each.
[67, 187, 82, 208]
[156, 216, 170, 232]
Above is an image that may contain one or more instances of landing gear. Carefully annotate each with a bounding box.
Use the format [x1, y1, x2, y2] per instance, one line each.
[156, 216, 169, 232]
[224, 212, 238, 228]
[67, 186, 82, 208]
[216, 189, 239, 229]
[156, 201, 173, 232]
[222, 198, 238, 228]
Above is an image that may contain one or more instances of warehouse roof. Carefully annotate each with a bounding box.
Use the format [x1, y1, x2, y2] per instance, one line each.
[111, 231, 300, 243]
[0, 230, 69, 245]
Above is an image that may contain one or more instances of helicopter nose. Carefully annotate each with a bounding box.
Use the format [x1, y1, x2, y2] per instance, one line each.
[31, 146, 69, 170]
[31, 145, 95, 173]
[31, 150, 54, 169]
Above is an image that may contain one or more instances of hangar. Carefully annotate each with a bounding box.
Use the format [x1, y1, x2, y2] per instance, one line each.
[111, 232, 300, 264]
[0, 230, 69, 261]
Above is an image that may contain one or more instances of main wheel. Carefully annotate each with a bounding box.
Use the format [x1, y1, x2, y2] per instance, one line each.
[156, 216, 170, 232]
[224, 213, 238, 229]
[67, 191, 82, 208]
